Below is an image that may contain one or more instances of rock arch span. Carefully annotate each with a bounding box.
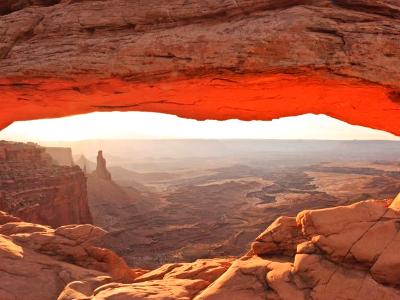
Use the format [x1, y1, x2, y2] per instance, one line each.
[0, 0, 399, 134]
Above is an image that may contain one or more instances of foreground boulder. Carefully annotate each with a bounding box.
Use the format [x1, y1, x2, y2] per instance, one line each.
[250, 198, 400, 300]
[59, 197, 400, 299]
[59, 258, 234, 300]
[0, 213, 145, 300]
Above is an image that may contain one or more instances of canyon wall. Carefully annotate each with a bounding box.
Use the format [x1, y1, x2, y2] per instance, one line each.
[0, 141, 92, 227]
[0, 0, 399, 133]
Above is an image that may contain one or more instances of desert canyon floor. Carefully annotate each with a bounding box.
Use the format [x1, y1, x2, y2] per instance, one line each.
[88, 154, 400, 269]
[1, 195, 400, 299]
[2, 139, 400, 300]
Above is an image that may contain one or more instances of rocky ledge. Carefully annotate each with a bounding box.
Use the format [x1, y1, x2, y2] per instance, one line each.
[61, 197, 400, 300]
[0, 211, 145, 300]
[1, 196, 400, 299]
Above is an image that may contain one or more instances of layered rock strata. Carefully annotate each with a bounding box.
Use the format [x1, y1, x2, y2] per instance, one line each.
[0, 141, 92, 227]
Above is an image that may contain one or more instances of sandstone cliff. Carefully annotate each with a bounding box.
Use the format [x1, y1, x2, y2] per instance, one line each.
[58, 196, 400, 300]
[0, 141, 92, 227]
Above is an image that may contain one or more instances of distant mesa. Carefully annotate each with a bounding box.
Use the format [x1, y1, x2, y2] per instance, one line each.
[0, 140, 74, 167]
[0, 140, 47, 162]
[93, 150, 112, 181]
[75, 154, 96, 173]
[44, 147, 74, 166]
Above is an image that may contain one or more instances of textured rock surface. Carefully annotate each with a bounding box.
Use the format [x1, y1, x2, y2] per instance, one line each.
[0, 141, 92, 227]
[55, 197, 400, 300]
[94, 150, 111, 181]
[0, 211, 141, 300]
[59, 258, 234, 300]
[0, 0, 400, 133]
[2, 195, 400, 299]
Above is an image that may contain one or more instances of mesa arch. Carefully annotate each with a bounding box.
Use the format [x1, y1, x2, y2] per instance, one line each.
[0, 0, 399, 134]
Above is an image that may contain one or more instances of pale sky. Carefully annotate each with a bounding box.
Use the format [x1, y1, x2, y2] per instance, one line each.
[0, 112, 398, 141]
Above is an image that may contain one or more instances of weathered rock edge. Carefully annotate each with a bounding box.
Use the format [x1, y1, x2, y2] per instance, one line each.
[0, 211, 146, 300]
[58, 196, 400, 299]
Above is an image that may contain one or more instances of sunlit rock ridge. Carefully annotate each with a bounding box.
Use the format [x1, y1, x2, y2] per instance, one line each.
[1, 197, 399, 299]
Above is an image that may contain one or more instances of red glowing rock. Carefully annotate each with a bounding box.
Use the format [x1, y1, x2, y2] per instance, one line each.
[0, 0, 399, 134]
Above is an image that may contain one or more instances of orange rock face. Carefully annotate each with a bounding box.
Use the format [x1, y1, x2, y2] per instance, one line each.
[0, 141, 92, 227]
[1, 196, 400, 300]
[0, 211, 140, 300]
[0, 0, 399, 133]
[55, 197, 400, 300]
[59, 258, 234, 300]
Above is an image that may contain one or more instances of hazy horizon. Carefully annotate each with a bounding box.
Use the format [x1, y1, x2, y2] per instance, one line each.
[0, 112, 398, 142]
[35, 137, 400, 144]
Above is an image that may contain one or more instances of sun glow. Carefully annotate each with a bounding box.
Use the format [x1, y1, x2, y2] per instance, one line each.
[0, 112, 398, 142]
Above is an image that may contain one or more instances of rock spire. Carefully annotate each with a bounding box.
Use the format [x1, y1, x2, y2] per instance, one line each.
[94, 150, 111, 180]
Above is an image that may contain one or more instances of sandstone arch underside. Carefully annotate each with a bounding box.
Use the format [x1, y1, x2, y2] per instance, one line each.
[0, 0, 399, 134]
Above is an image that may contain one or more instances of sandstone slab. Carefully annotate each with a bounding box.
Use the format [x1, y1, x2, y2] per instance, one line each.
[0, 1, 399, 134]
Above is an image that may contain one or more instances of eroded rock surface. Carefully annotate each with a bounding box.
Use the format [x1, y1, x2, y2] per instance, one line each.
[0, 141, 92, 227]
[0, 211, 142, 300]
[58, 197, 400, 300]
[59, 258, 234, 300]
[0, 0, 400, 134]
